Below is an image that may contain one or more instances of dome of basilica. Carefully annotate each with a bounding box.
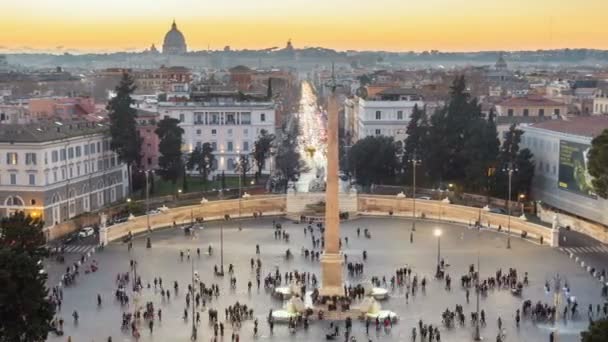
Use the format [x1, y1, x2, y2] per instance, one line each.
[162, 20, 187, 55]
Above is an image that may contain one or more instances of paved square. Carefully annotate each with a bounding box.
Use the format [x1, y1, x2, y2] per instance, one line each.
[46, 216, 605, 341]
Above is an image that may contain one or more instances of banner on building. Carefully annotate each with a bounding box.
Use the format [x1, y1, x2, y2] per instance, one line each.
[558, 140, 596, 198]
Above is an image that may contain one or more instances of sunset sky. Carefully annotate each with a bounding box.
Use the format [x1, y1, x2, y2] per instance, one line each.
[2, 0, 607, 53]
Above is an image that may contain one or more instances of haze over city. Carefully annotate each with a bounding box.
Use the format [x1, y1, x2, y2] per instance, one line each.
[2, 0, 608, 52]
[3, 1, 608, 342]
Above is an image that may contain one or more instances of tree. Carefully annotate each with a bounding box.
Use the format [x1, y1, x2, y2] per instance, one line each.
[187, 143, 215, 182]
[0, 212, 46, 258]
[0, 213, 54, 342]
[275, 135, 307, 191]
[252, 129, 276, 182]
[581, 318, 608, 341]
[347, 135, 399, 186]
[237, 154, 253, 185]
[462, 110, 500, 193]
[155, 117, 184, 186]
[107, 72, 142, 195]
[493, 124, 535, 199]
[588, 129, 608, 199]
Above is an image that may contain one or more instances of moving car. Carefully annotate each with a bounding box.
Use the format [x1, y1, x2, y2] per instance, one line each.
[78, 226, 95, 238]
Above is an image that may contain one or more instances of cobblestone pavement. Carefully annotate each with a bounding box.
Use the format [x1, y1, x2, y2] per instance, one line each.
[45, 217, 605, 342]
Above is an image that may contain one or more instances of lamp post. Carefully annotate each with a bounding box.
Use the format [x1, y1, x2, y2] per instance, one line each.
[474, 224, 482, 341]
[409, 152, 422, 232]
[434, 229, 442, 271]
[190, 249, 197, 340]
[503, 163, 518, 249]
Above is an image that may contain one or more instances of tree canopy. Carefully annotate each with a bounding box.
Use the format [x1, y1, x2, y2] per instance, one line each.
[155, 117, 184, 185]
[107, 72, 142, 193]
[347, 135, 399, 186]
[187, 143, 215, 181]
[252, 129, 276, 182]
[0, 213, 54, 342]
[581, 318, 608, 341]
[588, 128, 608, 199]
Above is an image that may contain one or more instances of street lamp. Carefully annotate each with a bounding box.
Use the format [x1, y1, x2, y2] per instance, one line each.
[474, 224, 482, 341]
[409, 152, 422, 232]
[502, 163, 518, 249]
[434, 229, 442, 272]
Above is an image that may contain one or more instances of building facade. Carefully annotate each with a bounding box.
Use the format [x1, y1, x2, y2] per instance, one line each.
[157, 99, 276, 177]
[521, 116, 608, 226]
[593, 87, 608, 115]
[496, 96, 567, 118]
[353, 88, 424, 142]
[0, 121, 129, 227]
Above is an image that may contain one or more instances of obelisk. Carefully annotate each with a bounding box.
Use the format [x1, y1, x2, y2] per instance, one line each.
[319, 83, 344, 297]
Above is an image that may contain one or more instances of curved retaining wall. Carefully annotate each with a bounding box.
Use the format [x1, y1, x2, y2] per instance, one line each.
[106, 195, 286, 242]
[358, 195, 554, 245]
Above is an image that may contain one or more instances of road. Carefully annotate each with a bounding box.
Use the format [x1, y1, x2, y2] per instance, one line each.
[559, 228, 608, 283]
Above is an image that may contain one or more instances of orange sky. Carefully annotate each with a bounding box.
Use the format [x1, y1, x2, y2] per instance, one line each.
[1, 0, 607, 53]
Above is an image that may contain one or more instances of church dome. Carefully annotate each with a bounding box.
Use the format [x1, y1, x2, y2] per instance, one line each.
[162, 20, 187, 55]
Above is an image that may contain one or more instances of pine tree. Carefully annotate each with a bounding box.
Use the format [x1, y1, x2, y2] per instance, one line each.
[107, 72, 142, 194]
[155, 117, 184, 186]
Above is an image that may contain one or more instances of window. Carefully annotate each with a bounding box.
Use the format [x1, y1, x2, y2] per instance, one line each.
[243, 141, 249, 151]
[25, 153, 37, 165]
[523, 109, 529, 117]
[195, 113, 203, 123]
[196, 129, 201, 135]
[77, 165, 81, 176]
[179, 113, 185, 122]
[53, 171, 57, 182]
[6, 152, 18, 165]
[68, 147, 74, 159]
[554, 108, 560, 116]
[147, 157, 152, 165]
[52, 150, 58, 162]
[375, 129, 381, 135]
[260, 113, 266, 122]
[241, 112, 251, 124]
[211, 129, 217, 135]
[75, 146, 81, 157]
[227, 158, 235, 170]
[69, 167, 73, 178]
[507, 109, 514, 116]
[60, 149, 66, 161]
[5, 196, 23, 206]
[375, 111, 382, 120]
[211, 113, 220, 124]
[211, 142, 217, 151]
[227, 141, 233, 151]
[397, 110, 403, 120]
[84, 144, 89, 155]
[538, 109, 545, 117]
[227, 128, 233, 135]
[96, 142, 101, 153]
[226, 113, 236, 125]
[10, 174, 16, 185]
[91, 143, 96, 154]
[243, 128, 249, 136]
[29, 174, 35, 185]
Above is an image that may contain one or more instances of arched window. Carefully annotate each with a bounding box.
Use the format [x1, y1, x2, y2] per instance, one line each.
[5, 196, 25, 206]
[97, 180, 105, 207]
[68, 189, 76, 218]
[82, 184, 90, 212]
[51, 193, 61, 225]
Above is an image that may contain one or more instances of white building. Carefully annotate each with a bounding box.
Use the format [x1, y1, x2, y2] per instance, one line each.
[352, 88, 424, 142]
[593, 86, 608, 115]
[0, 120, 129, 227]
[157, 98, 276, 177]
[521, 116, 608, 226]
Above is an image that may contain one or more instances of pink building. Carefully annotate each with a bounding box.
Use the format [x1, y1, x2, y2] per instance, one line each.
[29, 97, 96, 119]
[136, 109, 160, 170]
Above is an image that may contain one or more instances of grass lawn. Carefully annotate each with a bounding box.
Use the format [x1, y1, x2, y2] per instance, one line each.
[133, 175, 261, 199]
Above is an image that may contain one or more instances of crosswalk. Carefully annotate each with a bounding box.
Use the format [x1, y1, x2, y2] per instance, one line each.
[58, 244, 97, 254]
[562, 245, 608, 254]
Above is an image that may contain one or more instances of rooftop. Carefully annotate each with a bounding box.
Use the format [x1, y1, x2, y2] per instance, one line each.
[0, 120, 106, 143]
[498, 96, 565, 107]
[529, 115, 608, 138]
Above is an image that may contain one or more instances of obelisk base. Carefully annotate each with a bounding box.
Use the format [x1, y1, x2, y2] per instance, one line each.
[319, 252, 344, 297]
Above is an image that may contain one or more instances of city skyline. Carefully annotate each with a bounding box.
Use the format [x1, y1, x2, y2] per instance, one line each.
[2, 0, 608, 53]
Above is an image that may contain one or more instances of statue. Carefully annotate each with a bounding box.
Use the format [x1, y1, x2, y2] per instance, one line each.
[552, 213, 559, 230]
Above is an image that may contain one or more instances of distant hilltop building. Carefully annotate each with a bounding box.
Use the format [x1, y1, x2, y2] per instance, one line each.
[162, 20, 187, 55]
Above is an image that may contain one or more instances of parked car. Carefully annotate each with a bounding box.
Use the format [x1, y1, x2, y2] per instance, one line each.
[416, 196, 432, 200]
[146, 209, 161, 215]
[489, 207, 507, 215]
[78, 226, 95, 238]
